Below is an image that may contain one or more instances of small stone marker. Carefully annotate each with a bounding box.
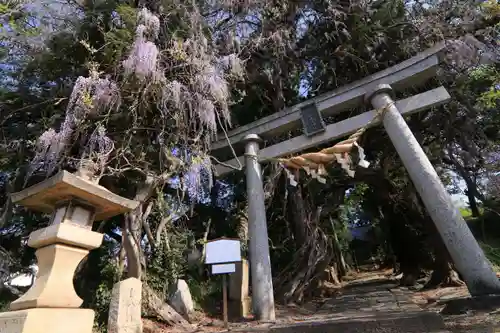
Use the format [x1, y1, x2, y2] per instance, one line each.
[142, 285, 191, 328]
[108, 278, 143, 333]
[229, 259, 251, 317]
[169, 279, 194, 321]
[205, 238, 242, 329]
[229, 260, 249, 301]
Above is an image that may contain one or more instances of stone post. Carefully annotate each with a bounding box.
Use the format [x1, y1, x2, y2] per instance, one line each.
[108, 278, 143, 333]
[229, 259, 251, 318]
[365, 84, 500, 296]
[243, 134, 276, 321]
[0, 171, 138, 333]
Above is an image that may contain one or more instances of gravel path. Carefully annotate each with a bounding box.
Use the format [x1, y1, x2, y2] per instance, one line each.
[145, 270, 500, 333]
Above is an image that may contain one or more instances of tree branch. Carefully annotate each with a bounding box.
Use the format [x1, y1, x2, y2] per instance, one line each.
[142, 200, 155, 247]
[155, 215, 172, 245]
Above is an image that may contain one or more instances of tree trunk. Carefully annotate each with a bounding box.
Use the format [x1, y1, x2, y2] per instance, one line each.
[118, 241, 126, 278]
[124, 206, 144, 279]
[425, 260, 464, 289]
[123, 175, 165, 279]
[324, 265, 340, 285]
[236, 205, 249, 255]
[445, 149, 484, 217]
[399, 270, 420, 287]
[276, 186, 345, 303]
[387, 213, 425, 287]
[402, 182, 465, 288]
[425, 225, 465, 289]
[466, 189, 481, 217]
[288, 184, 308, 246]
[331, 220, 348, 277]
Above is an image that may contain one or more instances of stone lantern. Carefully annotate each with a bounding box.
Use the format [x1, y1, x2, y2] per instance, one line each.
[0, 171, 138, 333]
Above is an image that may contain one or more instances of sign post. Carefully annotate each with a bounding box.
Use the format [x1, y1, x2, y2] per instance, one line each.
[205, 238, 242, 330]
[222, 274, 228, 328]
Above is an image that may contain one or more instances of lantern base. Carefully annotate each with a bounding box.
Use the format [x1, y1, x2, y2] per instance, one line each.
[0, 308, 94, 333]
[10, 244, 91, 311]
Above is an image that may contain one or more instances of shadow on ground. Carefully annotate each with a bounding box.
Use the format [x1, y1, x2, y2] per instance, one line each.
[222, 273, 449, 333]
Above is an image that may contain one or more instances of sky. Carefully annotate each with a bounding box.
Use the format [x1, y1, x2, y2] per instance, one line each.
[451, 178, 469, 207]
[8, 266, 37, 287]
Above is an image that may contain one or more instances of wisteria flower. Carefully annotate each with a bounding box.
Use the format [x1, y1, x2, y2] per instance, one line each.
[92, 77, 121, 112]
[137, 7, 160, 39]
[84, 125, 114, 172]
[182, 154, 213, 203]
[123, 33, 161, 81]
[123, 9, 163, 82]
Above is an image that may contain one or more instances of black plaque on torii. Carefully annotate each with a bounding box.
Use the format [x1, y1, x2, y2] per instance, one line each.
[300, 103, 326, 137]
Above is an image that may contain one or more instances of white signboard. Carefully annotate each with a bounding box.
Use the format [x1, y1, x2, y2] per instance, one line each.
[212, 263, 236, 275]
[205, 239, 241, 264]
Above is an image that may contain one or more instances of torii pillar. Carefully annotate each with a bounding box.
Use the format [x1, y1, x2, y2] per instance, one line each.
[366, 84, 500, 296]
[243, 134, 276, 321]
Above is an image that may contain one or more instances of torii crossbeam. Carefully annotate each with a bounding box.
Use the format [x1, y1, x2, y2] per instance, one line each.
[211, 44, 445, 163]
[211, 44, 500, 320]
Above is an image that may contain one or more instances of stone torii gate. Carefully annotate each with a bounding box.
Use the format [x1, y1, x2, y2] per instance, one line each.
[210, 44, 500, 320]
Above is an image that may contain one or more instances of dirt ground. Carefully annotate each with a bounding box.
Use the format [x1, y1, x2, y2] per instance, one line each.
[143, 269, 500, 333]
[410, 284, 500, 332]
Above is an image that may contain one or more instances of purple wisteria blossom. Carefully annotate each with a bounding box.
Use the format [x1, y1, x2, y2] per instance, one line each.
[445, 35, 499, 71]
[219, 53, 244, 78]
[29, 72, 119, 177]
[137, 7, 160, 39]
[162, 80, 185, 110]
[92, 77, 121, 112]
[182, 154, 213, 203]
[29, 129, 59, 176]
[67, 75, 120, 120]
[123, 32, 160, 81]
[83, 125, 114, 172]
[123, 9, 162, 82]
[196, 97, 217, 134]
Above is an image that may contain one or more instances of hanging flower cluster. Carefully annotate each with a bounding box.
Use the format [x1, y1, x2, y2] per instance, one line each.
[82, 125, 114, 172]
[123, 8, 162, 82]
[445, 35, 499, 72]
[30, 129, 60, 177]
[218, 53, 245, 79]
[182, 153, 213, 202]
[29, 69, 119, 177]
[123, 7, 243, 145]
[69, 74, 121, 119]
[118, 6, 246, 202]
[161, 34, 236, 138]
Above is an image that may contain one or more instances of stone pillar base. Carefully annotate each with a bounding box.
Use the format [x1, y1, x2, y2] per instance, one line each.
[228, 297, 252, 319]
[0, 308, 94, 333]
